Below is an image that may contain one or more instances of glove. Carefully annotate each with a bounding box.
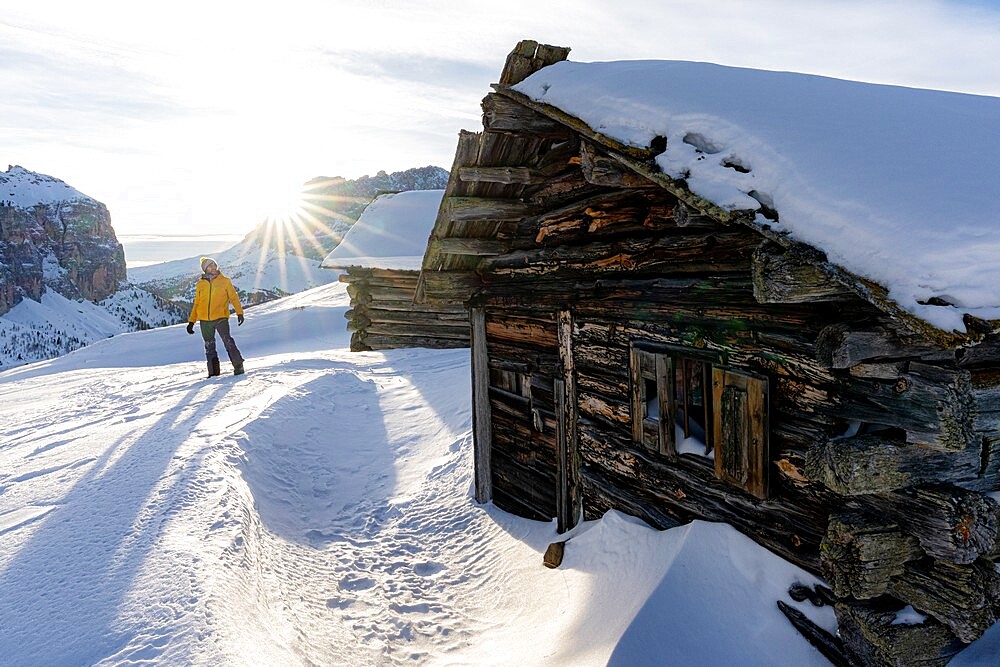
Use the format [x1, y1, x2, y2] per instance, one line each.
[237, 314, 245, 326]
[186, 322, 195, 335]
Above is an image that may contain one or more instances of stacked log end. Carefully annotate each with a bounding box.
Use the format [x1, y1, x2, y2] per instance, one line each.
[341, 268, 468, 351]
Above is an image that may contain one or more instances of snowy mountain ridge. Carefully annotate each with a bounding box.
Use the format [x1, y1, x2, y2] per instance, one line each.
[0, 164, 91, 208]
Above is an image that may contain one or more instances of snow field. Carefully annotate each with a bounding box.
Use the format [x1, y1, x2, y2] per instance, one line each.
[9, 280, 995, 664]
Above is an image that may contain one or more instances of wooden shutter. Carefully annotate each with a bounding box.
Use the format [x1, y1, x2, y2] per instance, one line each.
[629, 346, 675, 455]
[655, 354, 676, 457]
[712, 368, 769, 499]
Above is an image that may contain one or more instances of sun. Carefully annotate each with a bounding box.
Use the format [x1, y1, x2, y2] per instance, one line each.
[251, 180, 308, 223]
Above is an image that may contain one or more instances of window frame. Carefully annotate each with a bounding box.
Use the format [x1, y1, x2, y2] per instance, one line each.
[629, 342, 769, 499]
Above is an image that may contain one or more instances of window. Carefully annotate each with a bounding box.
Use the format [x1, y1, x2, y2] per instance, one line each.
[629, 346, 674, 456]
[630, 343, 770, 498]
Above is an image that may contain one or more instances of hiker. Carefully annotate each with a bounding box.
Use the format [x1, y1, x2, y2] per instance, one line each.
[186, 257, 246, 377]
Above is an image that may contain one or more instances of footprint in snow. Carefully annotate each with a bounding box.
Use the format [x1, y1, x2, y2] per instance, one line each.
[339, 575, 377, 592]
[413, 561, 445, 577]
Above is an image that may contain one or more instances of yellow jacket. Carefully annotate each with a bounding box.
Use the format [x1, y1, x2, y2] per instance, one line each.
[188, 273, 244, 322]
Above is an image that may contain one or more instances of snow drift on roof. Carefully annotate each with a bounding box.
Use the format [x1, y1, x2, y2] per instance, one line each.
[321, 190, 444, 270]
[513, 60, 1000, 333]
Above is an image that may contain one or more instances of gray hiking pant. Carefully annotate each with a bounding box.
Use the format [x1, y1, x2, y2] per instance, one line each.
[200, 318, 244, 366]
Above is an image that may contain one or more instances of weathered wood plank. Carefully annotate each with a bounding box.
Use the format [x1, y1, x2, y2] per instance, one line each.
[472, 308, 493, 503]
[482, 230, 757, 277]
[557, 309, 581, 531]
[362, 334, 469, 350]
[418, 270, 481, 303]
[752, 244, 854, 304]
[481, 92, 570, 136]
[889, 557, 1000, 642]
[834, 600, 965, 666]
[485, 313, 558, 348]
[458, 166, 547, 185]
[445, 196, 534, 223]
[820, 510, 922, 599]
[579, 141, 657, 189]
[428, 237, 510, 257]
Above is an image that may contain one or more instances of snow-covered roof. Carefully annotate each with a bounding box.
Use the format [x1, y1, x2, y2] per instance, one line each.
[321, 190, 444, 270]
[512, 60, 1000, 334]
[0, 165, 92, 208]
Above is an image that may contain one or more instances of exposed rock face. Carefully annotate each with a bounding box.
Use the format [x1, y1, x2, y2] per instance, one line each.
[0, 165, 126, 315]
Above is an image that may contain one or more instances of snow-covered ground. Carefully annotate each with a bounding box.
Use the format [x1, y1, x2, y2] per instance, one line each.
[1, 281, 996, 665]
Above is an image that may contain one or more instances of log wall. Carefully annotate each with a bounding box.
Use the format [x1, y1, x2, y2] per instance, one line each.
[340, 268, 469, 351]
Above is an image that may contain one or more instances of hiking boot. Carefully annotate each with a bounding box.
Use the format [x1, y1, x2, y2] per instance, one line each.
[208, 358, 221, 377]
[233, 363, 245, 376]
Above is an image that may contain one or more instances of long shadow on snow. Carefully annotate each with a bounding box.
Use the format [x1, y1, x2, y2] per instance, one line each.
[367, 347, 472, 436]
[0, 381, 235, 666]
[235, 370, 394, 548]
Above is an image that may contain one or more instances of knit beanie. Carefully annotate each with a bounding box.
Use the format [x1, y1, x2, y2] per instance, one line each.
[200, 257, 218, 272]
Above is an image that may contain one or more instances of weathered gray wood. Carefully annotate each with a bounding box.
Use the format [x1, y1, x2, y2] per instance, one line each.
[655, 353, 675, 458]
[362, 334, 469, 350]
[805, 435, 983, 495]
[834, 600, 965, 667]
[428, 237, 510, 257]
[557, 309, 580, 531]
[481, 93, 569, 135]
[417, 129, 484, 284]
[816, 323, 948, 368]
[877, 486, 1000, 564]
[579, 141, 655, 189]
[806, 436, 912, 495]
[445, 196, 534, 223]
[458, 166, 547, 185]
[471, 308, 493, 503]
[482, 230, 756, 277]
[820, 511, 922, 600]
[418, 270, 481, 303]
[712, 368, 769, 499]
[497, 41, 570, 86]
[889, 557, 1000, 642]
[752, 244, 854, 303]
[365, 322, 470, 339]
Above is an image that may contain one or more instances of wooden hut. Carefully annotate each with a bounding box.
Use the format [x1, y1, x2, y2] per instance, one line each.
[416, 41, 1000, 664]
[322, 190, 468, 351]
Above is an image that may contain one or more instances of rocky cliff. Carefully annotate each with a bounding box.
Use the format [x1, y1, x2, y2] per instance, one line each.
[0, 165, 184, 369]
[0, 165, 126, 315]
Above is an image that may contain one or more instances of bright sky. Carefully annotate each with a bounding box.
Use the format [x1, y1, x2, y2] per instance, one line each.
[1, 0, 998, 236]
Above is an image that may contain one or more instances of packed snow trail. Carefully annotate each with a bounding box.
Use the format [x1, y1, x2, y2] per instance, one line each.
[9, 280, 990, 664]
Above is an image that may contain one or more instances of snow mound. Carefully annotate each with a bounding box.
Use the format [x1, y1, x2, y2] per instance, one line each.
[514, 60, 1000, 333]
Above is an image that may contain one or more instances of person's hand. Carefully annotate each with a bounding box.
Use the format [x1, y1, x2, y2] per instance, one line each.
[186, 322, 195, 335]
[237, 314, 245, 326]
